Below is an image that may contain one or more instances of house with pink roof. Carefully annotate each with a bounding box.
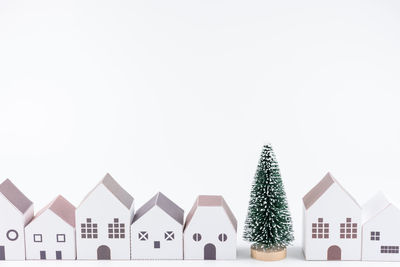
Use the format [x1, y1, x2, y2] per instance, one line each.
[303, 172, 361, 261]
[0, 179, 34, 260]
[183, 195, 237, 260]
[362, 192, 400, 261]
[25, 195, 76, 260]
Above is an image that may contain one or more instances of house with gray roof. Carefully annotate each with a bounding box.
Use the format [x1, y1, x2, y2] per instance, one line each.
[75, 173, 134, 260]
[131, 192, 184, 260]
[0, 179, 34, 260]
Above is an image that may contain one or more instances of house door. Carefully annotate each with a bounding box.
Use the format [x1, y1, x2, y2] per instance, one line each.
[40, 251, 46, 260]
[0, 246, 5, 260]
[327, 245, 341, 260]
[204, 243, 216, 260]
[97, 245, 111, 260]
[56, 251, 62, 260]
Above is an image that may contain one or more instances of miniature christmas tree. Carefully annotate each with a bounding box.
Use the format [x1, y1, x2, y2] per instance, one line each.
[243, 143, 294, 260]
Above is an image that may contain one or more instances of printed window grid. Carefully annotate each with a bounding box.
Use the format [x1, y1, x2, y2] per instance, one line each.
[340, 218, 357, 239]
[381, 246, 399, 254]
[81, 218, 98, 239]
[108, 218, 125, 239]
[371, 231, 380, 241]
[311, 218, 329, 239]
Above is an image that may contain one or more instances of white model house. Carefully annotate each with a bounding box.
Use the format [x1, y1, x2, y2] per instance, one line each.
[75, 173, 134, 260]
[302, 172, 361, 261]
[362, 192, 400, 261]
[183, 195, 237, 260]
[0, 179, 34, 260]
[131, 192, 184, 260]
[25, 195, 76, 260]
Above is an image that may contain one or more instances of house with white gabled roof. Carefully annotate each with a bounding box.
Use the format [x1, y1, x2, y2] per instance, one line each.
[302, 172, 361, 261]
[0, 179, 34, 260]
[362, 192, 400, 261]
[75, 173, 134, 260]
[184, 195, 237, 260]
[131, 192, 184, 260]
[25, 195, 76, 260]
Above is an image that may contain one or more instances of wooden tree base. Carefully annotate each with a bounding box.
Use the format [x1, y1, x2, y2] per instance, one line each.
[250, 246, 287, 261]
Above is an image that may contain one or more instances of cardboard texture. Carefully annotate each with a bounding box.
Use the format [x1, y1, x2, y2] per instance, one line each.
[183, 195, 237, 260]
[302, 173, 362, 261]
[131, 192, 184, 260]
[75, 173, 134, 260]
[0, 179, 34, 260]
[25, 195, 76, 260]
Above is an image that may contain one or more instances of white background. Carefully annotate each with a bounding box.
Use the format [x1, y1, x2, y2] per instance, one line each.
[1, 0, 400, 266]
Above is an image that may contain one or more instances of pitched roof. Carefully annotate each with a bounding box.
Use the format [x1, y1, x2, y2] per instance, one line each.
[0, 179, 33, 214]
[101, 173, 134, 210]
[184, 195, 237, 232]
[132, 192, 184, 225]
[34, 195, 76, 227]
[362, 192, 390, 224]
[303, 172, 360, 210]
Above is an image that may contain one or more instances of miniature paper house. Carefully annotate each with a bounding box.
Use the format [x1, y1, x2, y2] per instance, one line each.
[362, 192, 400, 261]
[0, 179, 34, 260]
[302, 172, 361, 261]
[25, 195, 76, 260]
[75, 173, 134, 260]
[131, 192, 184, 260]
[183, 195, 237, 260]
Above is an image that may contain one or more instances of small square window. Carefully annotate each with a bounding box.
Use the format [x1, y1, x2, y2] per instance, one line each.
[93, 234, 98, 238]
[93, 229, 97, 233]
[318, 218, 323, 222]
[56, 234, 66, 243]
[87, 218, 91, 223]
[312, 234, 317, 238]
[93, 224, 97, 228]
[139, 231, 148, 241]
[120, 234, 125, 238]
[87, 234, 92, 238]
[81, 234, 86, 238]
[109, 234, 113, 238]
[34, 234, 42, 242]
[154, 241, 160, 248]
[114, 218, 118, 223]
[340, 234, 345, 238]
[108, 224, 113, 228]
[324, 234, 329, 239]
[81, 224, 85, 228]
[318, 234, 323, 238]
[312, 223, 317, 227]
[352, 234, 357, 238]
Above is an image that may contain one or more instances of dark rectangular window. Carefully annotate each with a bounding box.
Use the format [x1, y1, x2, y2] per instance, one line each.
[371, 231, 380, 241]
[56, 251, 62, 260]
[154, 241, 160, 248]
[381, 246, 399, 254]
[40, 251, 46, 260]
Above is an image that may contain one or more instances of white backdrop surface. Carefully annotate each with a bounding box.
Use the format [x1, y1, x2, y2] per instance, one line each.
[1, 0, 400, 266]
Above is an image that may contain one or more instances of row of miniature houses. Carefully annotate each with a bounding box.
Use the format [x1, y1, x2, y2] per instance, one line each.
[0, 174, 237, 261]
[303, 172, 400, 261]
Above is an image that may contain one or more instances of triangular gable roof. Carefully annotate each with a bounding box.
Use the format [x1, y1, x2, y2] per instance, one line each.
[362, 192, 390, 224]
[132, 192, 184, 225]
[184, 195, 237, 232]
[79, 173, 134, 210]
[101, 173, 134, 210]
[33, 195, 76, 227]
[303, 172, 360, 210]
[0, 179, 33, 214]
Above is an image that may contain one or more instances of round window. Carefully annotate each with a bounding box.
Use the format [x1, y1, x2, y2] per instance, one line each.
[193, 233, 202, 242]
[7, 230, 19, 241]
[218, 233, 227, 242]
